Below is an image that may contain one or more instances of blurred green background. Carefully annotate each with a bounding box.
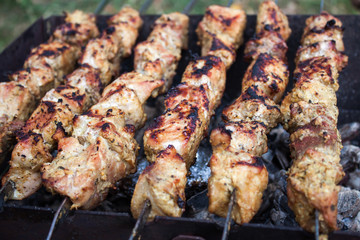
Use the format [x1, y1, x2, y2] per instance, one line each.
[0, 0, 359, 52]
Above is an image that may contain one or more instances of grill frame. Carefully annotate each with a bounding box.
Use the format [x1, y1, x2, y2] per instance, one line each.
[1, 14, 360, 240]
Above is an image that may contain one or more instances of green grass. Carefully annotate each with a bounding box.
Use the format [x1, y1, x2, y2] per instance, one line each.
[0, 0, 359, 52]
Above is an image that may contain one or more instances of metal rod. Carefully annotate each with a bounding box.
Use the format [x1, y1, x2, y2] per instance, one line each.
[182, 0, 198, 14]
[94, 0, 111, 14]
[274, 0, 279, 5]
[315, 209, 320, 240]
[0, 180, 15, 212]
[320, 0, 324, 12]
[227, 0, 234, 8]
[139, 0, 153, 14]
[46, 198, 70, 240]
[221, 190, 237, 240]
[128, 199, 152, 240]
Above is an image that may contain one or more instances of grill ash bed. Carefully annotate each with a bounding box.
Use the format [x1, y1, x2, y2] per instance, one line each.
[1, 14, 360, 240]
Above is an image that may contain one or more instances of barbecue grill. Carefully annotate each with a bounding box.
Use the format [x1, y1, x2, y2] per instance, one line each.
[1, 3, 360, 240]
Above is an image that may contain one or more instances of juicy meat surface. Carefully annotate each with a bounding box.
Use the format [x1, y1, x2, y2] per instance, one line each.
[131, 146, 187, 220]
[196, 5, 246, 69]
[208, 0, 290, 224]
[208, 122, 269, 224]
[132, 4, 247, 221]
[143, 56, 225, 167]
[281, 11, 347, 233]
[2, 7, 142, 200]
[256, 0, 291, 41]
[134, 12, 189, 93]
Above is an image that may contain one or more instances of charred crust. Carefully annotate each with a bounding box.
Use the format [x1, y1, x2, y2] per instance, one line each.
[56, 122, 65, 133]
[232, 156, 265, 169]
[124, 124, 135, 134]
[242, 86, 265, 102]
[100, 122, 110, 131]
[43, 101, 56, 113]
[209, 34, 234, 54]
[190, 55, 221, 78]
[40, 50, 56, 57]
[105, 26, 116, 35]
[177, 196, 185, 209]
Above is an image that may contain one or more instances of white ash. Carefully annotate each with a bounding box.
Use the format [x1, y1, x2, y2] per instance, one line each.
[337, 187, 360, 231]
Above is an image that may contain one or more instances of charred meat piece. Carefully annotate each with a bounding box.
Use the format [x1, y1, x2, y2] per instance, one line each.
[41, 12, 188, 210]
[143, 56, 225, 168]
[132, 5, 246, 220]
[208, 0, 290, 224]
[196, 5, 246, 69]
[281, 12, 347, 233]
[2, 7, 142, 200]
[131, 146, 187, 219]
[134, 12, 189, 94]
[208, 122, 269, 224]
[255, 0, 291, 41]
[51, 10, 99, 46]
[0, 10, 99, 164]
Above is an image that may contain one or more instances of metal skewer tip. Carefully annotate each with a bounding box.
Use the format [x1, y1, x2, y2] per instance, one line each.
[128, 199, 152, 240]
[0, 180, 15, 212]
[315, 209, 320, 240]
[274, 0, 279, 5]
[46, 197, 71, 240]
[94, 0, 111, 15]
[139, 0, 153, 14]
[226, 0, 234, 8]
[320, 0, 325, 13]
[182, 0, 198, 15]
[221, 189, 237, 240]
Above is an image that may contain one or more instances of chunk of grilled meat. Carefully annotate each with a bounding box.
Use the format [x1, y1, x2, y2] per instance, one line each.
[143, 56, 225, 168]
[256, 0, 291, 41]
[134, 12, 189, 94]
[42, 72, 164, 209]
[280, 12, 347, 233]
[24, 41, 80, 86]
[0, 11, 99, 163]
[2, 8, 142, 200]
[51, 10, 99, 46]
[208, 0, 290, 224]
[132, 5, 246, 220]
[131, 146, 187, 220]
[196, 5, 246, 69]
[133, 56, 226, 218]
[208, 122, 269, 224]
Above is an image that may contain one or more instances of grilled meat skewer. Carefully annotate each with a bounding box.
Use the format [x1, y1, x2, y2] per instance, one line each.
[280, 12, 348, 233]
[41, 12, 189, 209]
[208, 0, 290, 224]
[2, 7, 143, 200]
[0, 11, 99, 163]
[131, 5, 246, 220]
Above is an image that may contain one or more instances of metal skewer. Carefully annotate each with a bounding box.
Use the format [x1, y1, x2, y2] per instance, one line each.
[94, 0, 111, 15]
[45, 198, 71, 240]
[128, 199, 152, 240]
[313, 2, 325, 240]
[221, 190, 237, 240]
[139, 0, 153, 14]
[227, 0, 233, 8]
[183, 0, 198, 14]
[315, 209, 320, 240]
[127, 1, 199, 239]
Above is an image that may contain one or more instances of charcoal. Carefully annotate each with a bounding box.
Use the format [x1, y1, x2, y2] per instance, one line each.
[337, 187, 360, 231]
[340, 145, 360, 172]
[340, 122, 360, 143]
